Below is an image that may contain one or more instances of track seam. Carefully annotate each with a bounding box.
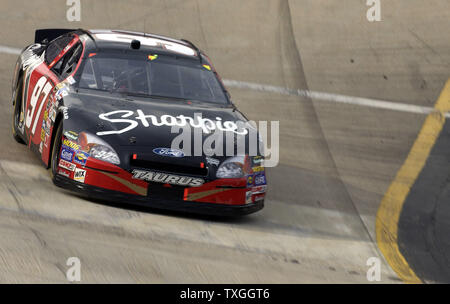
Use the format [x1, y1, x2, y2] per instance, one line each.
[283, 0, 378, 255]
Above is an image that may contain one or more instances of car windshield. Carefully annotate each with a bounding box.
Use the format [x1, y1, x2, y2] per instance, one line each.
[77, 53, 228, 104]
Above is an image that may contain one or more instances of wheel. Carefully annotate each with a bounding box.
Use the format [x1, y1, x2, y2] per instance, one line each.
[49, 121, 63, 181]
[12, 77, 25, 144]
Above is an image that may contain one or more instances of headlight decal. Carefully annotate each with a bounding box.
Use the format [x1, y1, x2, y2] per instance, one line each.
[64, 131, 121, 165]
[216, 155, 264, 179]
[90, 145, 120, 165]
[216, 161, 244, 179]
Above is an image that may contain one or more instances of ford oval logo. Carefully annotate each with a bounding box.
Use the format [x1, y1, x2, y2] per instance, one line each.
[153, 148, 185, 158]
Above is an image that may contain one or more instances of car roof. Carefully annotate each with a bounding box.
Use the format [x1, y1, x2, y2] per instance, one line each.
[83, 29, 200, 58]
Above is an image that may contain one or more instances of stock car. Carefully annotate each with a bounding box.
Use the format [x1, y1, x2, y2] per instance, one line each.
[11, 29, 267, 215]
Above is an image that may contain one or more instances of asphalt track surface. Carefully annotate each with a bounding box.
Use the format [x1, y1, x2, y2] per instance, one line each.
[398, 120, 450, 283]
[0, 0, 449, 283]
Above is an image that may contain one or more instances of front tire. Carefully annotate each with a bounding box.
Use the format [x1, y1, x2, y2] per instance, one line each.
[49, 121, 63, 182]
[12, 77, 25, 144]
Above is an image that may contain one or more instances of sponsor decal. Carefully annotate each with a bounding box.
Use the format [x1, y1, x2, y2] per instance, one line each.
[46, 96, 52, 108]
[60, 89, 69, 98]
[254, 193, 265, 202]
[96, 110, 249, 136]
[62, 139, 80, 151]
[64, 131, 78, 141]
[18, 112, 25, 133]
[202, 64, 211, 71]
[59, 159, 76, 171]
[247, 175, 254, 187]
[56, 88, 69, 101]
[148, 54, 158, 61]
[205, 156, 220, 166]
[245, 191, 253, 204]
[251, 156, 264, 166]
[41, 120, 50, 135]
[57, 168, 70, 178]
[252, 185, 267, 195]
[66, 76, 76, 85]
[153, 148, 185, 158]
[46, 116, 52, 128]
[50, 107, 56, 122]
[55, 83, 65, 90]
[54, 76, 76, 100]
[73, 151, 89, 166]
[252, 166, 264, 173]
[45, 104, 52, 127]
[44, 134, 50, 148]
[74, 168, 86, 183]
[131, 169, 204, 187]
[254, 173, 266, 186]
[60, 148, 74, 162]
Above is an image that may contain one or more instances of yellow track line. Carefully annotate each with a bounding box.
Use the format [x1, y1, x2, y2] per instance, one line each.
[376, 79, 450, 283]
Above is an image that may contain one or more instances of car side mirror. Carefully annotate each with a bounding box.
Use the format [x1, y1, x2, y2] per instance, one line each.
[35, 39, 49, 58]
[41, 38, 49, 47]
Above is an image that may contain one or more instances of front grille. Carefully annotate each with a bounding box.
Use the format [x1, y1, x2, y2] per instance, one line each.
[130, 158, 208, 177]
[147, 182, 185, 200]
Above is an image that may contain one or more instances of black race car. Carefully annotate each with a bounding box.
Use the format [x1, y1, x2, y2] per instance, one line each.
[11, 29, 266, 215]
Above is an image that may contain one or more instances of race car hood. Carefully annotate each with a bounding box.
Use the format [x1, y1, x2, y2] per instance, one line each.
[62, 89, 255, 158]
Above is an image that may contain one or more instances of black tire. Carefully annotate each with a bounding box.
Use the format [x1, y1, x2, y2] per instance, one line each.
[49, 121, 63, 181]
[12, 78, 25, 144]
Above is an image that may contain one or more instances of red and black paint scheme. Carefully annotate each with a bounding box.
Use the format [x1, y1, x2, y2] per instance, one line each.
[11, 29, 266, 216]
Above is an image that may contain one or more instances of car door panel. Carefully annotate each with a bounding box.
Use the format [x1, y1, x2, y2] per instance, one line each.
[22, 35, 80, 164]
[23, 62, 58, 152]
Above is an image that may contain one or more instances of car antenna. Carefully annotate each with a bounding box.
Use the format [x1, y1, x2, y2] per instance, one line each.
[180, 39, 203, 64]
[78, 28, 98, 51]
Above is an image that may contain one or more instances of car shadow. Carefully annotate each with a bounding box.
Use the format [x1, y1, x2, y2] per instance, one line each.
[67, 191, 256, 225]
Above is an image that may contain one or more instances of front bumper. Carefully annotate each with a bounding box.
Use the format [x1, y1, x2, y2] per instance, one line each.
[54, 174, 264, 216]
